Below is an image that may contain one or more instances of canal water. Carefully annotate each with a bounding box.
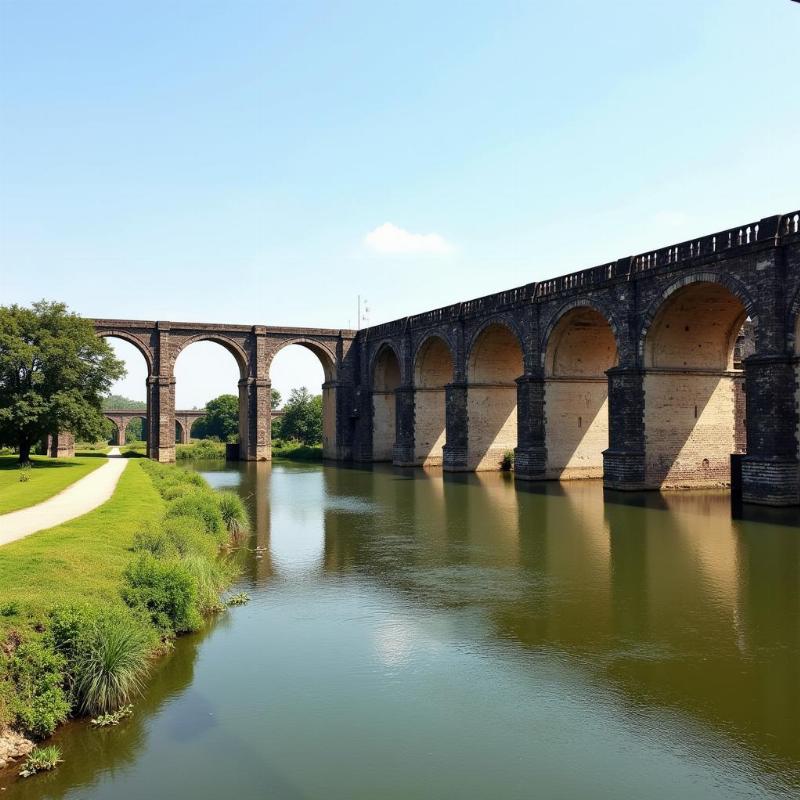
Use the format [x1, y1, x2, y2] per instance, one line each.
[8, 462, 800, 799]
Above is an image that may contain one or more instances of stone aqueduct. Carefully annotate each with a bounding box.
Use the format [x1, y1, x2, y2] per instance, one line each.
[91, 209, 800, 506]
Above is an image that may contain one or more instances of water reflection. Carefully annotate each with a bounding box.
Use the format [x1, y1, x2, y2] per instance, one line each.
[11, 461, 799, 799]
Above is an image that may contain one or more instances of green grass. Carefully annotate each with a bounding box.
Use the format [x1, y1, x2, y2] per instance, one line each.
[271, 441, 323, 460]
[0, 461, 164, 623]
[0, 455, 107, 515]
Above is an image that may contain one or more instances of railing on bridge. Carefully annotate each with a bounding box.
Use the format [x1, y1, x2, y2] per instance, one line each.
[361, 210, 799, 334]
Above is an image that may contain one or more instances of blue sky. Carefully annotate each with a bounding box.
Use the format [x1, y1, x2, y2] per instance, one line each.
[1, 0, 798, 406]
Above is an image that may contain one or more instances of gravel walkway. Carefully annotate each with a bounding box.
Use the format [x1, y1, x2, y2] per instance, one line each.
[0, 448, 129, 546]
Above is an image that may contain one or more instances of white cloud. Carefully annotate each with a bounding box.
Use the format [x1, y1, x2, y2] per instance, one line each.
[363, 222, 454, 255]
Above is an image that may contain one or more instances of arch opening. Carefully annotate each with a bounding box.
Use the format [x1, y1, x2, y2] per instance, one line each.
[643, 281, 749, 488]
[467, 323, 523, 470]
[174, 341, 243, 456]
[544, 307, 618, 479]
[413, 336, 454, 466]
[372, 345, 401, 462]
[269, 342, 336, 457]
[101, 337, 151, 453]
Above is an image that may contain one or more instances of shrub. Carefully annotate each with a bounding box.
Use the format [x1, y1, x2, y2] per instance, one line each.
[216, 490, 249, 537]
[166, 491, 225, 541]
[162, 483, 193, 501]
[176, 440, 226, 460]
[162, 515, 218, 559]
[501, 450, 515, 471]
[122, 554, 202, 634]
[20, 745, 62, 777]
[132, 524, 178, 560]
[181, 554, 233, 614]
[72, 609, 151, 715]
[4, 636, 70, 739]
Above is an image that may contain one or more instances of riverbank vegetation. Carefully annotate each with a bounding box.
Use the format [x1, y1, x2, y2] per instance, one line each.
[0, 459, 248, 771]
[0, 455, 106, 515]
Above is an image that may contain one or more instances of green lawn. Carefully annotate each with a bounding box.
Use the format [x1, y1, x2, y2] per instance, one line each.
[0, 460, 164, 620]
[0, 454, 108, 515]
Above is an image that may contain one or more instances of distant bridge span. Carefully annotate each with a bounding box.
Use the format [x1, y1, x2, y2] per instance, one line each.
[84, 209, 800, 506]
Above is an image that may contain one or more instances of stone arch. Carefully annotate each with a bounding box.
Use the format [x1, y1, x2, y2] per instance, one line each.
[413, 334, 455, 466]
[95, 331, 154, 376]
[266, 338, 337, 383]
[540, 299, 622, 372]
[466, 321, 524, 470]
[369, 339, 405, 386]
[175, 417, 189, 445]
[542, 304, 619, 480]
[267, 337, 339, 457]
[638, 272, 757, 367]
[640, 276, 752, 488]
[172, 334, 249, 379]
[466, 316, 526, 372]
[371, 343, 402, 461]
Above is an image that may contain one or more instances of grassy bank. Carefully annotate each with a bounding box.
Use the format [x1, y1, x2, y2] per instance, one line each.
[0, 456, 106, 515]
[0, 459, 248, 757]
[271, 440, 323, 461]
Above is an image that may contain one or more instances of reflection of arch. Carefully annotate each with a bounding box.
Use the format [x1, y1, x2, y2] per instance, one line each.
[413, 335, 454, 465]
[543, 306, 618, 480]
[371, 344, 401, 461]
[467, 322, 523, 470]
[266, 338, 337, 382]
[96, 331, 154, 375]
[640, 278, 750, 488]
[638, 273, 756, 367]
[173, 335, 249, 379]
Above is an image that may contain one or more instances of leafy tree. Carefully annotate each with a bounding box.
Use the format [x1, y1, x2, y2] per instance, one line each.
[192, 394, 239, 442]
[278, 387, 322, 445]
[271, 388, 282, 411]
[0, 301, 125, 462]
[102, 394, 145, 410]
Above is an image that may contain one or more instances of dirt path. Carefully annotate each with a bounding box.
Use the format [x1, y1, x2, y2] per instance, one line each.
[0, 448, 129, 546]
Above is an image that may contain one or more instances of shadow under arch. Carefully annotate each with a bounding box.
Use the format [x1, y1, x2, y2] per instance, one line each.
[467, 321, 524, 471]
[413, 334, 454, 466]
[371, 342, 402, 462]
[640, 278, 750, 488]
[543, 305, 619, 480]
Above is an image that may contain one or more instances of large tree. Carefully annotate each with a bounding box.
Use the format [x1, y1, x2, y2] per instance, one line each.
[0, 301, 126, 462]
[278, 387, 323, 445]
[192, 394, 239, 442]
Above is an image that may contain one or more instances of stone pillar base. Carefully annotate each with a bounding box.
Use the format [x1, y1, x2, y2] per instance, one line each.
[49, 432, 75, 458]
[392, 442, 415, 467]
[742, 457, 800, 506]
[155, 446, 176, 463]
[443, 444, 469, 472]
[602, 449, 647, 491]
[514, 446, 547, 480]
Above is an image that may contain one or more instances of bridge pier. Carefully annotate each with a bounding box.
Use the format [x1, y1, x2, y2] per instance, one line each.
[392, 385, 416, 466]
[602, 367, 647, 491]
[443, 383, 469, 471]
[741, 354, 799, 505]
[514, 371, 547, 479]
[48, 431, 75, 458]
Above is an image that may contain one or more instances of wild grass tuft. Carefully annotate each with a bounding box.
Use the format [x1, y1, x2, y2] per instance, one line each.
[216, 490, 250, 537]
[72, 609, 152, 715]
[19, 745, 62, 777]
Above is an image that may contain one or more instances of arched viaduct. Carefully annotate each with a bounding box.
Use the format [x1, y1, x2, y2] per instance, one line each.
[91, 209, 800, 506]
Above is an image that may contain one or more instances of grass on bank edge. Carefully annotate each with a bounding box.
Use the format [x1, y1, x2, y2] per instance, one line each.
[0, 455, 107, 515]
[0, 458, 248, 756]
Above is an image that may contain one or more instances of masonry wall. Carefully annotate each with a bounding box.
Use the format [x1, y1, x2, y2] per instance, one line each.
[414, 388, 446, 465]
[322, 384, 337, 458]
[544, 379, 608, 478]
[467, 385, 517, 470]
[644, 372, 737, 488]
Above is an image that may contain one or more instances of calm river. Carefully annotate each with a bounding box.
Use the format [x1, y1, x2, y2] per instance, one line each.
[9, 462, 800, 799]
